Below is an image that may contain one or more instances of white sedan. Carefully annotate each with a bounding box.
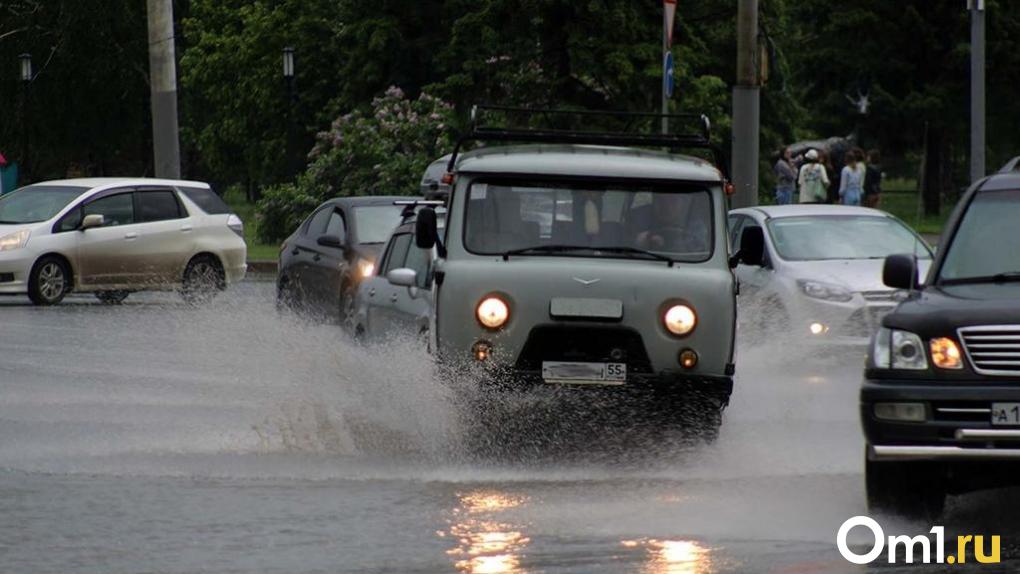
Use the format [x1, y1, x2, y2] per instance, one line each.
[728, 205, 933, 345]
[0, 178, 247, 305]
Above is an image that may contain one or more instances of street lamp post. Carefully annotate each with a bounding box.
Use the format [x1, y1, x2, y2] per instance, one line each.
[969, 0, 986, 183]
[19, 53, 32, 183]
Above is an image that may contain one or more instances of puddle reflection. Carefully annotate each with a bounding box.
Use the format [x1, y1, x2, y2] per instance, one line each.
[622, 538, 713, 574]
[443, 491, 531, 574]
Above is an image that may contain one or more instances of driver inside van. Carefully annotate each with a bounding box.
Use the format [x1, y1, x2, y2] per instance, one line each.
[634, 192, 709, 253]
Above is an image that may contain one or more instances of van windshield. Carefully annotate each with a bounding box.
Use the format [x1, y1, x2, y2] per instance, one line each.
[0, 185, 90, 224]
[463, 180, 714, 262]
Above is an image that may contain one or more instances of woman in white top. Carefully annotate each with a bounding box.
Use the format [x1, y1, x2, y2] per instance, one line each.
[839, 149, 866, 206]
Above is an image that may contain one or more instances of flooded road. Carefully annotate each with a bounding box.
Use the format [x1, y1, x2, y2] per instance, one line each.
[1, 282, 1017, 573]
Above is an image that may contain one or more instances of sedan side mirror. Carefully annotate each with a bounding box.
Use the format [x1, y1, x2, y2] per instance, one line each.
[387, 267, 417, 288]
[730, 226, 765, 268]
[883, 254, 919, 290]
[80, 214, 105, 231]
[317, 234, 344, 249]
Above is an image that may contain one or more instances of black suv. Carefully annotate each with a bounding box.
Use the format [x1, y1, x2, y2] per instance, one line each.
[862, 157, 1020, 518]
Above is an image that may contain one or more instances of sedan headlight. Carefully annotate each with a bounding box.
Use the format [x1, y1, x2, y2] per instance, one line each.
[357, 259, 375, 278]
[0, 229, 30, 252]
[663, 304, 697, 336]
[871, 327, 928, 370]
[476, 296, 509, 330]
[797, 280, 854, 303]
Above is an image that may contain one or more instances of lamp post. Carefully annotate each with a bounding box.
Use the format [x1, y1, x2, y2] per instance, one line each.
[19, 53, 32, 183]
[969, 0, 985, 183]
[282, 47, 298, 176]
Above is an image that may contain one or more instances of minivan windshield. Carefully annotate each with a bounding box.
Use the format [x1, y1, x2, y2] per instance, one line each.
[463, 180, 714, 262]
[939, 189, 1020, 283]
[767, 215, 932, 261]
[353, 205, 405, 244]
[0, 185, 90, 224]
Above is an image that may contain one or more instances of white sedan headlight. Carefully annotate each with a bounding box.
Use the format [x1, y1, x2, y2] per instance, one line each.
[0, 229, 30, 252]
[872, 327, 928, 370]
[797, 279, 854, 302]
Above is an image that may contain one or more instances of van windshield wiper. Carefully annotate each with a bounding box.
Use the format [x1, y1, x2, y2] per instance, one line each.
[501, 244, 675, 266]
[941, 271, 1020, 285]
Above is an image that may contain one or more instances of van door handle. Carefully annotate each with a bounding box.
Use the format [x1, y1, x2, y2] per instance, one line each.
[368, 288, 376, 297]
[291, 248, 299, 255]
[124, 232, 139, 240]
[390, 293, 398, 303]
[180, 224, 193, 233]
[313, 254, 322, 262]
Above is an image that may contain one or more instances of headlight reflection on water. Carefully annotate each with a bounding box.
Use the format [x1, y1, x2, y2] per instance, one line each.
[622, 538, 712, 574]
[443, 491, 531, 574]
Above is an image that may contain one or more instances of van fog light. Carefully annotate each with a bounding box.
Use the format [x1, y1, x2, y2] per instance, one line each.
[678, 349, 698, 369]
[471, 341, 493, 362]
[809, 322, 829, 336]
[874, 402, 926, 422]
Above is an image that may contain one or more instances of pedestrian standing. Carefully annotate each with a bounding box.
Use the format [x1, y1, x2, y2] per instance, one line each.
[863, 149, 883, 208]
[839, 149, 866, 206]
[798, 149, 830, 204]
[773, 148, 797, 205]
[821, 150, 839, 203]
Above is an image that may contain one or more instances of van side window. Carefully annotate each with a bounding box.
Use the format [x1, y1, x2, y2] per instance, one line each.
[84, 193, 135, 227]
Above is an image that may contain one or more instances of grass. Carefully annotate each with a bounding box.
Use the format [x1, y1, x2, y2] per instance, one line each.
[222, 188, 279, 261]
[878, 178, 953, 236]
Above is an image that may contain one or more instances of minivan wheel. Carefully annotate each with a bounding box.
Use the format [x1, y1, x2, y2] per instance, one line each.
[96, 290, 130, 305]
[28, 256, 70, 306]
[865, 453, 946, 520]
[181, 255, 225, 304]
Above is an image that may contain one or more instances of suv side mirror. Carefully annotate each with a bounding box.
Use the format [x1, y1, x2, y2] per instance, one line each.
[883, 254, 919, 289]
[387, 267, 417, 288]
[415, 208, 438, 249]
[80, 214, 105, 230]
[317, 234, 344, 249]
[731, 226, 765, 267]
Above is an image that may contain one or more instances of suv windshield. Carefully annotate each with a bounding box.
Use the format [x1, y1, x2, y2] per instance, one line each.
[0, 185, 90, 224]
[767, 215, 932, 261]
[939, 189, 1020, 283]
[354, 206, 405, 244]
[464, 180, 714, 262]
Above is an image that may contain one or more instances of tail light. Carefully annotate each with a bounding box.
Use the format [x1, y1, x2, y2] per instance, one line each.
[227, 214, 244, 239]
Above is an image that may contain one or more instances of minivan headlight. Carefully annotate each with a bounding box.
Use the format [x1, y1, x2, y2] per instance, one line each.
[871, 327, 928, 370]
[663, 304, 697, 336]
[476, 296, 509, 330]
[0, 229, 30, 251]
[798, 280, 853, 302]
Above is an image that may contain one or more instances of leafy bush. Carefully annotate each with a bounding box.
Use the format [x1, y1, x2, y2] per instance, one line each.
[256, 87, 456, 243]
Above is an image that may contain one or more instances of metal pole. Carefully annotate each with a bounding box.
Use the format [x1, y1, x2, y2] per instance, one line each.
[146, 0, 181, 178]
[661, 5, 669, 134]
[731, 0, 760, 207]
[969, 0, 986, 183]
[21, 83, 29, 183]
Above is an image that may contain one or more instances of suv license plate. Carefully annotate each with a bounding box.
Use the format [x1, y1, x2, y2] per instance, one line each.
[991, 403, 1020, 426]
[541, 361, 626, 385]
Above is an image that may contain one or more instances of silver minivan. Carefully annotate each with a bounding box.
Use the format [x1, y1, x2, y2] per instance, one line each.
[404, 107, 749, 432]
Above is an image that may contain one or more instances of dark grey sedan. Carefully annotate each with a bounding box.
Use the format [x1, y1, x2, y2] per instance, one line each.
[276, 196, 408, 324]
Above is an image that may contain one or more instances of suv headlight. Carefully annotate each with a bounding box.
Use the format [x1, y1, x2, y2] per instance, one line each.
[797, 280, 853, 302]
[871, 327, 928, 370]
[0, 229, 30, 252]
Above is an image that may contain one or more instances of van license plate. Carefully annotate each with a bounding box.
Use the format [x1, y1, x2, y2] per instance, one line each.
[991, 403, 1020, 426]
[541, 361, 626, 385]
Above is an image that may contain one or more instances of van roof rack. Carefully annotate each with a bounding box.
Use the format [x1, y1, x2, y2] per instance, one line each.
[446, 105, 728, 177]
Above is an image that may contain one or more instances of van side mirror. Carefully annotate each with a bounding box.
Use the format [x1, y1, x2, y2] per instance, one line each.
[730, 226, 765, 268]
[883, 254, 919, 290]
[415, 208, 437, 249]
[80, 214, 105, 230]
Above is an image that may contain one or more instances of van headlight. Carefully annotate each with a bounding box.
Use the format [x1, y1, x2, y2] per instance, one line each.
[0, 229, 30, 251]
[663, 304, 697, 336]
[798, 280, 853, 302]
[872, 327, 928, 370]
[476, 296, 509, 330]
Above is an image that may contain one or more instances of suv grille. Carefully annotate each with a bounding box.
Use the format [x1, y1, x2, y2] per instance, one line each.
[515, 325, 653, 373]
[959, 326, 1020, 375]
